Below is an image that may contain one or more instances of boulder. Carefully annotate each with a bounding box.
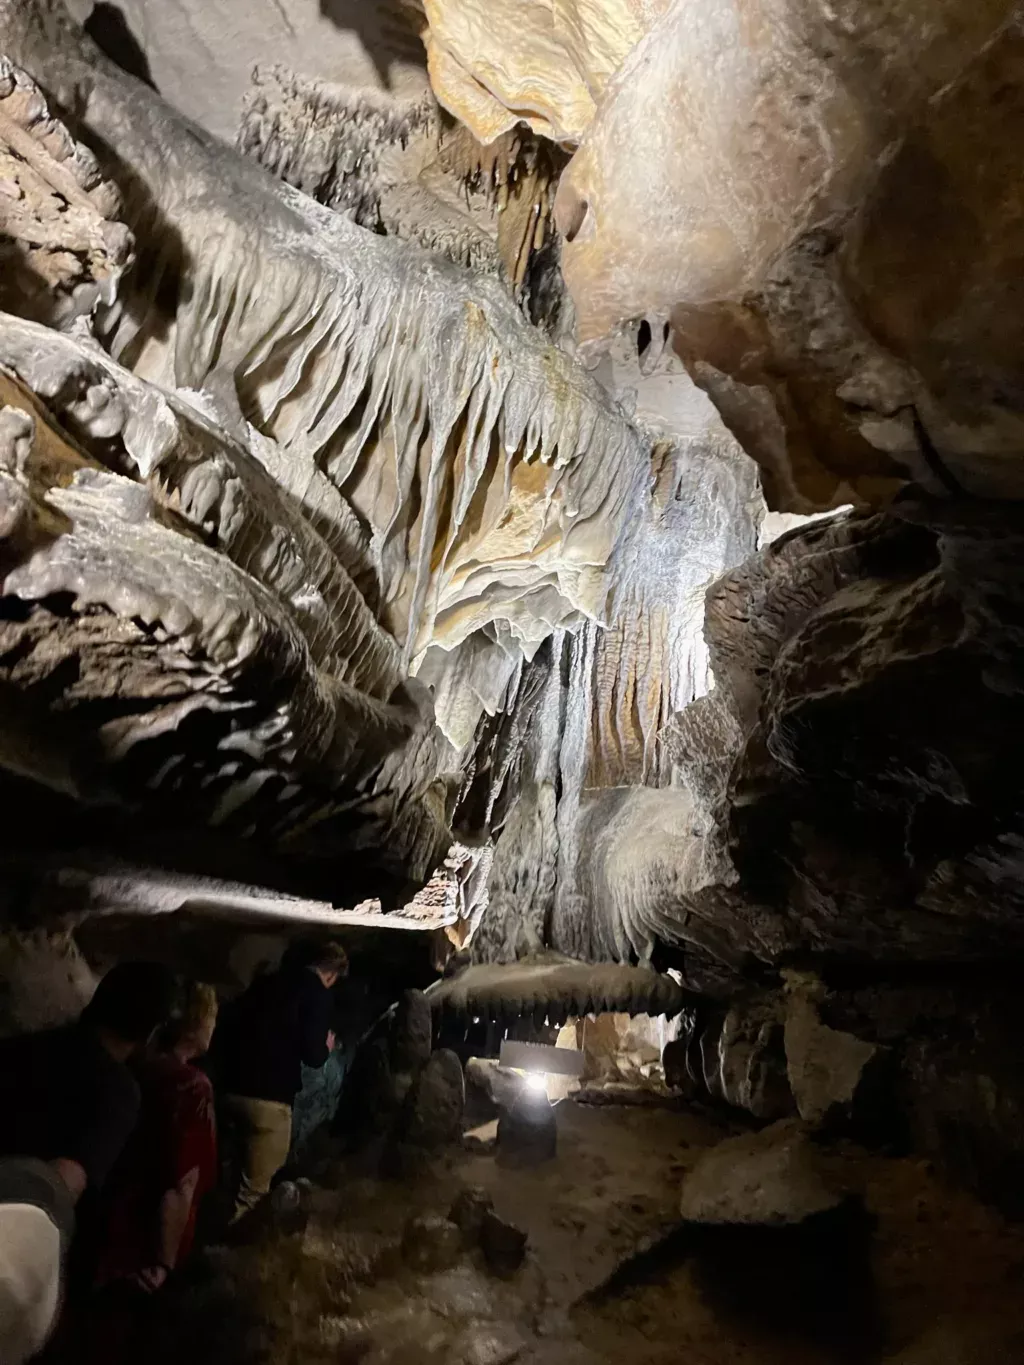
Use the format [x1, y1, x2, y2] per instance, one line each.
[336, 1036, 397, 1144]
[462, 1120, 499, 1155]
[680, 1123, 876, 1349]
[465, 1057, 528, 1114]
[480, 1209, 528, 1276]
[662, 1037, 695, 1095]
[401, 1214, 463, 1273]
[391, 988, 433, 1072]
[399, 1049, 466, 1150]
[784, 972, 885, 1128]
[679, 1121, 842, 1226]
[455, 1322, 529, 1365]
[448, 1186, 495, 1246]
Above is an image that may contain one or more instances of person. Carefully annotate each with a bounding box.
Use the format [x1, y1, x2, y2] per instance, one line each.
[0, 961, 178, 1363]
[94, 981, 220, 1293]
[68, 983, 220, 1365]
[215, 940, 346, 1220]
[0, 1158, 75, 1365]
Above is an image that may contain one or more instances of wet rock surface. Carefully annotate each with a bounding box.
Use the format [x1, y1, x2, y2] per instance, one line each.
[130, 1097, 1024, 1365]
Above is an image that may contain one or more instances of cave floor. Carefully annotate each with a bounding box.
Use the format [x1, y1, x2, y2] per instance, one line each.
[147, 1098, 1024, 1365]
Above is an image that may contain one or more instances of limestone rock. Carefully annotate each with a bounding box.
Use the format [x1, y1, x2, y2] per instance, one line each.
[673, 996, 793, 1120]
[461, 1121, 499, 1155]
[661, 1037, 695, 1096]
[455, 1322, 528, 1365]
[883, 1320, 1024, 1365]
[557, 0, 1012, 342]
[237, 67, 568, 313]
[398, 1048, 466, 1150]
[421, 0, 664, 145]
[465, 1059, 528, 1115]
[552, 0, 1024, 513]
[436, 959, 687, 1028]
[0, 57, 133, 326]
[91, 0, 431, 142]
[337, 1037, 397, 1144]
[669, 504, 1024, 979]
[784, 972, 883, 1127]
[391, 988, 434, 1072]
[448, 1186, 495, 1246]
[0, 0, 660, 909]
[679, 1122, 842, 1226]
[480, 1208, 528, 1276]
[0, 316, 444, 894]
[401, 1213, 463, 1272]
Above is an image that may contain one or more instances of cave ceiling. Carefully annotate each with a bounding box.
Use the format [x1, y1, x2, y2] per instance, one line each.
[1, 0, 1023, 1031]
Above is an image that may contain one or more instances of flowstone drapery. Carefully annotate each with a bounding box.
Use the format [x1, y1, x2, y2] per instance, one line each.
[1, 3, 746, 929]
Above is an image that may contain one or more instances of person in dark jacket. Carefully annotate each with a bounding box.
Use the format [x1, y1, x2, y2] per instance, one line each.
[215, 940, 347, 1220]
[0, 961, 178, 1362]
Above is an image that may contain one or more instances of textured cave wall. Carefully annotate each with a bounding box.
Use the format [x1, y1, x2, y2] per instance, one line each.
[549, 0, 1023, 513]
[466, 486, 1024, 1027]
[0, 1, 682, 942]
[71, 0, 431, 142]
[464, 367, 767, 976]
[418, 0, 669, 145]
[236, 66, 571, 330]
[669, 498, 1024, 975]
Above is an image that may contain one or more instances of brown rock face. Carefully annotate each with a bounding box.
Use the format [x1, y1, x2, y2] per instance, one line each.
[672, 500, 1024, 974]
[553, 0, 1023, 511]
[556, 0, 1013, 341]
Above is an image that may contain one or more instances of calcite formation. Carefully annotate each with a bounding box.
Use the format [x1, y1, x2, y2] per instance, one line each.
[237, 66, 569, 306]
[419, 0, 667, 145]
[0, 0, 689, 909]
[0, 55, 132, 325]
[90, 0, 432, 142]
[552, 0, 1022, 510]
[557, 0, 1014, 336]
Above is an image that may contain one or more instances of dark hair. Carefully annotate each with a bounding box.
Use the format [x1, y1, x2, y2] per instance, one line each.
[311, 941, 348, 976]
[81, 962, 179, 1044]
[282, 938, 348, 976]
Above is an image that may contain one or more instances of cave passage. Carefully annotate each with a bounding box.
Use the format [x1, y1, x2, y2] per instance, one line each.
[3, 0, 1024, 1360]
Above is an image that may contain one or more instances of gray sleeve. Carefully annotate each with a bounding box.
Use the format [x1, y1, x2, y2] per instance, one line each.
[0, 1158, 75, 1251]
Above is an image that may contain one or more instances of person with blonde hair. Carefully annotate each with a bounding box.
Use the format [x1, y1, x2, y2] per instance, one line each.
[92, 980, 219, 1296]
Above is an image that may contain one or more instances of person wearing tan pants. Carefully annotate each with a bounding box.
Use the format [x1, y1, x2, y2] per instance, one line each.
[221, 1095, 293, 1218]
[213, 940, 347, 1223]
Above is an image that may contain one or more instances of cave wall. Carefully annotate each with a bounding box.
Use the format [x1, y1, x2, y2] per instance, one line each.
[73, 0, 430, 142]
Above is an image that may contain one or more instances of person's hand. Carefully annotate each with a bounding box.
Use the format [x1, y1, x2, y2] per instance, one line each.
[130, 1265, 170, 1294]
[326, 1030, 336, 1052]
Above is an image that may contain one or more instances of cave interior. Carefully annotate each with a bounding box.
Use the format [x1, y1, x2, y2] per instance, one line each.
[4, 0, 1024, 1359]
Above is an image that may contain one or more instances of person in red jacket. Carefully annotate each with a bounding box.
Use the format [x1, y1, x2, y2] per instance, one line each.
[94, 981, 219, 1295]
